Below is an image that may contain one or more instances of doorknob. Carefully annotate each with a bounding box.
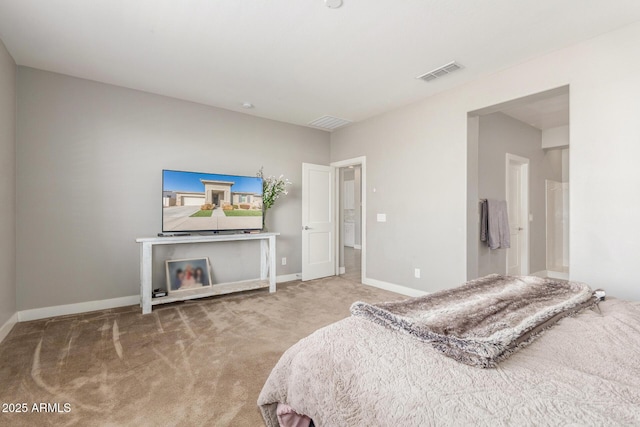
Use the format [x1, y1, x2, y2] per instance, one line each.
[303, 226, 313, 230]
[518, 227, 524, 231]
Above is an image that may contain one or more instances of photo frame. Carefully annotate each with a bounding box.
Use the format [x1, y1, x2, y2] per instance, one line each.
[165, 257, 212, 293]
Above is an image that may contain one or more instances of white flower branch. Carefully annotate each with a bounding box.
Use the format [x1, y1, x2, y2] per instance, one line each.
[257, 167, 293, 210]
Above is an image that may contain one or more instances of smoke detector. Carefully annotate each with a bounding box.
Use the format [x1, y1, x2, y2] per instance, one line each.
[325, 0, 342, 8]
[416, 61, 463, 82]
[308, 115, 352, 131]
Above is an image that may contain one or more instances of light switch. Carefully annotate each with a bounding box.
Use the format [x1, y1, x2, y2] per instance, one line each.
[377, 213, 387, 222]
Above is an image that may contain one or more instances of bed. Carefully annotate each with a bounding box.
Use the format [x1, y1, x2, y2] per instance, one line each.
[258, 275, 640, 426]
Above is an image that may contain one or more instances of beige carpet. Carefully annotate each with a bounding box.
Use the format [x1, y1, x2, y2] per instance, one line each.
[0, 277, 401, 426]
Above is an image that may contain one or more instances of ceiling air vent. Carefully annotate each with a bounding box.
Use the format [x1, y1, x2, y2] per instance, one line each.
[308, 115, 352, 131]
[416, 61, 463, 82]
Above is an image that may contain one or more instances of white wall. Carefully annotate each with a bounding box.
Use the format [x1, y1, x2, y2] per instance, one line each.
[332, 21, 640, 300]
[16, 67, 330, 310]
[0, 38, 16, 334]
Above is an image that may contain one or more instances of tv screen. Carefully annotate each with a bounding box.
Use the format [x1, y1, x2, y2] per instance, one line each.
[162, 169, 263, 233]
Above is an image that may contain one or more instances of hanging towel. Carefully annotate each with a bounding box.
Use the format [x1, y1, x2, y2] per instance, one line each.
[480, 200, 488, 242]
[486, 199, 511, 250]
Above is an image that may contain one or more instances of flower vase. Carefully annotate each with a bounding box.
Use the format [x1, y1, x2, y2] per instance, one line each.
[262, 209, 268, 232]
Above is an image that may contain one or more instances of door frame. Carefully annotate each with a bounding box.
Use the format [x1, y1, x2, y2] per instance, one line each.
[505, 153, 530, 275]
[330, 156, 366, 283]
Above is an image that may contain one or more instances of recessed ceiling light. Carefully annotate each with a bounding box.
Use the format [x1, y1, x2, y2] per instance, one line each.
[325, 0, 342, 9]
[242, 102, 254, 109]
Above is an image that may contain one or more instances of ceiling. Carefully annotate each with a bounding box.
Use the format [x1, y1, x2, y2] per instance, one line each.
[1, 1, 639, 131]
[501, 92, 570, 130]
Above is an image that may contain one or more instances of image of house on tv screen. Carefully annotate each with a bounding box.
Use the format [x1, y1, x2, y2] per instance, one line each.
[162, 170, 263, 232]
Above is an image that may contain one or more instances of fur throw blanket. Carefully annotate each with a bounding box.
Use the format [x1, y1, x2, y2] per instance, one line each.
[351, 274, 596, 368]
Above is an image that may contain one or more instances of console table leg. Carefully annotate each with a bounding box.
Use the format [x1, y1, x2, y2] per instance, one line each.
[260, 239, 268, 281]
[269, 236, 276, 293]
[139, 244, 144, 308]
[141, 242, 153, 314]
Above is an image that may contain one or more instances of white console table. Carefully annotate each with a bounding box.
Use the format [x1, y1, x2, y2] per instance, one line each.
[136, 232, 279, 314]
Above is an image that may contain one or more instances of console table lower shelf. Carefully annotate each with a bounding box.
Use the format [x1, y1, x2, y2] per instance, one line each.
[151, 278, 270, 307]
[136, 232, 279, 314]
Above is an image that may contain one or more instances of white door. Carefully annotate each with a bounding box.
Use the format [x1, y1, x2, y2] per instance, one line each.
[506, 154, 529, 276]
[302, 163, 336, 280]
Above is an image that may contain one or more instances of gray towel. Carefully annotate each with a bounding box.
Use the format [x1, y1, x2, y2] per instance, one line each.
[480, 200, 488, 242]
[487, 199, 510, 250]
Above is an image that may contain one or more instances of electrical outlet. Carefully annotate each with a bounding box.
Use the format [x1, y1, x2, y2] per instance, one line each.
[377, 213, 387, 222]
[414, 268, 421, 279]
[282, 257, 287, 266]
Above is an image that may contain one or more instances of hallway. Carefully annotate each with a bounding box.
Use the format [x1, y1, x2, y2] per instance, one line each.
[340, 246, 361, 282]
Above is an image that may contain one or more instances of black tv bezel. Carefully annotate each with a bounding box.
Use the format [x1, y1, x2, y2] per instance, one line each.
[161, 169, 264, 233]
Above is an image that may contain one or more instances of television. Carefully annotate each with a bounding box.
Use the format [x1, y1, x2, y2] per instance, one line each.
[162, 169, 263, 233]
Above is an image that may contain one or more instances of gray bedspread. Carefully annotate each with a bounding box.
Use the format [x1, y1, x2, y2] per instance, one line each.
[351, 274, 596, 368]
[258, 297, 640, 426]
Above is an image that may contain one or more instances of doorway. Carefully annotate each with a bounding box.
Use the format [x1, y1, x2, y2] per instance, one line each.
[339, 165, 362, 281]
[506, 153, 530, 275]
[467, 86, 570, 279]
[331, 156, 366, 284]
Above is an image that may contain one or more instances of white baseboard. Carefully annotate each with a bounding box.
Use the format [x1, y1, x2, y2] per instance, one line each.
[276, 273, 300, 283]
[17, 273, 301, 322]
[18, 295, 140, 322]
[339, 266, 346, 274]
[0, 312, 18, 344]
[362, 277, 428, 297]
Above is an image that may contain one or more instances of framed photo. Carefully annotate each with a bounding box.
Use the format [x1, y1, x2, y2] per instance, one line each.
[165, 257, 212, 293]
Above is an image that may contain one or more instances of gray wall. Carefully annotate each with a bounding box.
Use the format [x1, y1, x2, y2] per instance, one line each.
[16, 67, 330, 310]
[476, 112, 562, 276]
[0, 39, 16, 326]
[331, 101, 469, 293]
